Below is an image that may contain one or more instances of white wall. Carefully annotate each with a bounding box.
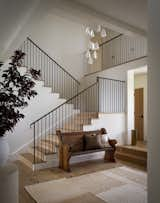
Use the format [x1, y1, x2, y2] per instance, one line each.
[148, 1, 160, 202]
[5, 66, 66, 154]
[81, 56, 147, 89]
[1, 7, 88, 81]
[127, 70, 135, 145]
[134, 73, 148, 141]
[83, 113, 126, 145]
[28, 14, 88, 80]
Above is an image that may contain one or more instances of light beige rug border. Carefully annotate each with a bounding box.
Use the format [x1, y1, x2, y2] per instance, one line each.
[25, 166, 147, 203]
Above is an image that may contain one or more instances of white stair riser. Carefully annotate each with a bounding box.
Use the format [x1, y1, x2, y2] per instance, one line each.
[33, 160, 59, 171]
[28, 147, 57, 162]
[18, 155, 33, 170]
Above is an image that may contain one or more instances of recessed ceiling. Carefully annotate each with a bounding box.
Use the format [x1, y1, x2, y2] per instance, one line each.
[74, 0, 147, 31]
[134, 66, 148, 75]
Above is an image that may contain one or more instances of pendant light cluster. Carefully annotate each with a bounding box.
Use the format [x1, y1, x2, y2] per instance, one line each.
[85, 25, 107, 64]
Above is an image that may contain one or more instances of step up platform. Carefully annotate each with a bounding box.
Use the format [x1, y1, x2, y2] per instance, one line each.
[19, 151, 58, 171]
[116, 144, 147, 168]
[19, 112, 99, 171]
[19, 135, 59, 170]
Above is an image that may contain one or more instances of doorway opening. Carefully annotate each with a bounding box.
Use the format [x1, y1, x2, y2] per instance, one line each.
[116, 66, 147, 167]
[134, 88, 144, 141]
[127, 66, 148, 146]
[134, 71, 147, 143]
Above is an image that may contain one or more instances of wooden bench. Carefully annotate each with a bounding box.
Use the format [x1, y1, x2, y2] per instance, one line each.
[56, 128, 117, 172]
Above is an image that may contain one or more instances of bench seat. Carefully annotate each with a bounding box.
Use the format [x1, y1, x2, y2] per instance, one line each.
[72, 147, 113, 156]
[56, 128, 117, 172]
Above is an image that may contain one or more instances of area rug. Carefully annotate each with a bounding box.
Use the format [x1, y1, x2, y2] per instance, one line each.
[62, 192, 106, 203]
[25, 166, 147, 203]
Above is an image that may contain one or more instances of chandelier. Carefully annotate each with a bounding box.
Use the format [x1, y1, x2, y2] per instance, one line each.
[85, 25, 107, 64]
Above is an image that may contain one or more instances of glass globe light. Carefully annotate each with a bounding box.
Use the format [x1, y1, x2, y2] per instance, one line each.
[97, 25, 101, 33]
[94, 42, 99, 50]
[93, 51, 98, 59]
[88, 56, 93, 64]
[90, 29, 95, 38]
[85, 50, 91, 58]
[101, 28, 107, 38]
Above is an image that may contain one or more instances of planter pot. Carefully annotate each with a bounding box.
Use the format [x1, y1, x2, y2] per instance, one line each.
[0, 136, 9, 167]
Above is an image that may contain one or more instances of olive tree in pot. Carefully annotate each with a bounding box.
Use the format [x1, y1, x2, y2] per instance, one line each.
[0, 50, 40, 166]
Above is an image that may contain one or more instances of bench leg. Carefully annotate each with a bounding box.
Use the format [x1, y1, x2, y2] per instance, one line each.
[62, 146, 71, 172]
[59, 146, 63, 169]
[104, 149, 116, 162]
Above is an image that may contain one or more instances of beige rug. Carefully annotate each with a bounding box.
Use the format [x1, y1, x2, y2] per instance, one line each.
[62, 192, 106, 203]
[25, 166, 147, 203]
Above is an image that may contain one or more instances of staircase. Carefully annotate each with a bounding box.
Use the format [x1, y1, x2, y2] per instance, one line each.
[19, 76, 125, 170]
[18, 37, 129, 170]
[18, 37, 80, 170]
[116, 144, 147, 168]
[19, 112, 99, 170]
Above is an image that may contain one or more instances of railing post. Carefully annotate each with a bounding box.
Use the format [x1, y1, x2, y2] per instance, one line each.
[33, 123, 36, 166]
[97, 77, 100, 112]
[22, 37, 80, 100]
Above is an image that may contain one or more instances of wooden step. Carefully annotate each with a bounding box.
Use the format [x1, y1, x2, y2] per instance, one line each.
[35, 140, 58, 154]
[39, 140, 56, 149]
[116, 151, 147, 167]
[116, 145, 147, 167]
[63, 123, 83, 130]
[35, 146, 56, 155]
[58, 128, 83, 132]
[65, 118, 91, 125]
[63, 118, 93, 129]
[40, 135, 59, 145]
[19, 152, 45, 170]
[20, 151, 58, 171]
[28, 146, 57, 162]
[39, 139, 59, 149]
[74, 112, 98, 118]
[20, 152, 45, 164]
[116, 146, 147, 158]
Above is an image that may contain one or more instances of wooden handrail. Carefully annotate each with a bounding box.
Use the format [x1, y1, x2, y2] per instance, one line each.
[27, 37, 80, 85]
[30, 81, 98, 126]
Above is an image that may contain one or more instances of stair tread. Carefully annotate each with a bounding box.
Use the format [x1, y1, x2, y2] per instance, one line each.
[116, 154, 147, 167]
[116, 151, 147, 160]
[35, 146, 56, 155]
[21, 153, 45, 164]
[58, 128, 83, 132]
[116, 146, 147, 159]
[40, 139, 59, 145]
[117, 145, 147, 152]
[65, 120, 91, 124]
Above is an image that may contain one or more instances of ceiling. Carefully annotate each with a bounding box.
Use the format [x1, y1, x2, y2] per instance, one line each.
[0, 0, 147, 61]
[134, 66, 148, 75]
[0, 0, 39, 60]
[74, 0, 147, 31]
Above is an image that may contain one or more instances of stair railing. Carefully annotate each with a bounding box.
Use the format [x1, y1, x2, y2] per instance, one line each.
[20, 37, 80, 99]
[97, 77, 126, 113]
[30, 77, 126, 166]
[100, 34, 147, 70]
[85, 33, 147, 76]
